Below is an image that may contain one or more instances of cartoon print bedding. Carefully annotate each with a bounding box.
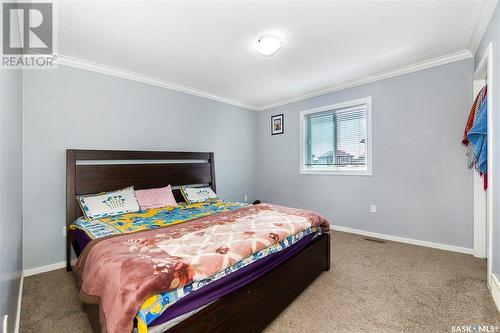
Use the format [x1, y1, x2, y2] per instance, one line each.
[72, 199, 247, 239]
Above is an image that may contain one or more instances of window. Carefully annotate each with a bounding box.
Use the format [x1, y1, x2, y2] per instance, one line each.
[300, 97, 372, 175]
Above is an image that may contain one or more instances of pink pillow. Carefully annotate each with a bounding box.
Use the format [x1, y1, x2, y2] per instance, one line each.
[135, 185, 178, 210]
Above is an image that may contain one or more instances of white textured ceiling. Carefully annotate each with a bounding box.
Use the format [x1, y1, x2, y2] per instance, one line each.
[57, 1, 497, 110]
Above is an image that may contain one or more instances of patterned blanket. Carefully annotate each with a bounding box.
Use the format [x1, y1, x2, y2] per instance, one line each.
[136, 225, 320, 329]
[72, 200, 247, 239]
[75, 204, 330, 333]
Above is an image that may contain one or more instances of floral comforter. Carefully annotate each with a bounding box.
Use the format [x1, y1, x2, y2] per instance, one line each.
[75, 203, 330, 333]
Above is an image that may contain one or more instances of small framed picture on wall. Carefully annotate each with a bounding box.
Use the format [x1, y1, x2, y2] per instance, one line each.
[271, 114, 284, 135]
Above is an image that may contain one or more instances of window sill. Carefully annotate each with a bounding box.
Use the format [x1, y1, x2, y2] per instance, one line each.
[300, 168, 372, 176]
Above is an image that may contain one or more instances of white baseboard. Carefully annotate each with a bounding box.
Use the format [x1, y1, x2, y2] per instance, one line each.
[23, 260, 75, 277]
[15, 273, 23, 333]
[490, 273, 500, 313]
[330, 225, 473, 255]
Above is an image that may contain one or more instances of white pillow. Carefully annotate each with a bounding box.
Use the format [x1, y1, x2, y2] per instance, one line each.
[78, 186, 140, 219]
[180, 186, 217, 204]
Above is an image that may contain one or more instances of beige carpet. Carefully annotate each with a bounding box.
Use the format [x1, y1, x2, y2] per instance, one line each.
[20, 231, 500, 333]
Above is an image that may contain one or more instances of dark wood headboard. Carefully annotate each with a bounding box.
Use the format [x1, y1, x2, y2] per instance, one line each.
[65, 149, 216, 270]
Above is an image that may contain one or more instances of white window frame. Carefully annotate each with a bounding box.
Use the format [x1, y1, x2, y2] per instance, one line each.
[299, 97, 372, 176]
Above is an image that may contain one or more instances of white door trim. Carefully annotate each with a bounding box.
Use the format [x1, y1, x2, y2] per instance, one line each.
[473, 43, 493, 287]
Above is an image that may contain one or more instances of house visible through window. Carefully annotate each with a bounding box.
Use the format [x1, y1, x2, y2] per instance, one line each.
[300, 97, 372, 175]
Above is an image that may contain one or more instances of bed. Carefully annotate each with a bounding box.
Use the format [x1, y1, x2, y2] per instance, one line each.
[66, 149, 331, 333]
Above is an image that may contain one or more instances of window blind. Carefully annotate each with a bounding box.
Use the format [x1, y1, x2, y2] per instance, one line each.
[305, 104, 367, 169]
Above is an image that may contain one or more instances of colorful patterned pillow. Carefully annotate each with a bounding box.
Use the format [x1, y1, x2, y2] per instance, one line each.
[180, 186, 217, 204]
[135, 185, 178, 210]
[78, 186, 140, 219]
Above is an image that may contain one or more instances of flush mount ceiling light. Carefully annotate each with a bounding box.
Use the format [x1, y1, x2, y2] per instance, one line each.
[256, 35, 283, 56]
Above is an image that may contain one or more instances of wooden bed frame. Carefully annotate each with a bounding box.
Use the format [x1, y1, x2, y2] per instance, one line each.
[66, 149, 330, 333]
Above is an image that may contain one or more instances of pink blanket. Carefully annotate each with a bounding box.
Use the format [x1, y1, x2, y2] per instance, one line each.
[75, 204, 329, 333]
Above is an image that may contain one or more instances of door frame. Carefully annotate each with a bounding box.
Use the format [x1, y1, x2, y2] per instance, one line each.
[473, 43, 493, 288]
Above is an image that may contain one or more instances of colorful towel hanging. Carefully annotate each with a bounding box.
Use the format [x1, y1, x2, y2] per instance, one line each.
[467, 95, 488, 174]
[462, 86, 488, 190]
[463, 86, 487, 168]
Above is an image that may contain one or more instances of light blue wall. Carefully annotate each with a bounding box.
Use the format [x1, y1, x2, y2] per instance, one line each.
[256, 59, 474, 249]
[475, 3, 500, 275]
[22, 65, 257, 270]
[22, 53, 477, 270]
[0, 69, 23, 331]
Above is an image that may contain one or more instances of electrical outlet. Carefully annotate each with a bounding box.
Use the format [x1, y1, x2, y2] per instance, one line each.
[370, 204, 377, 213]
[63, 225, 67, 237]
[244, 195, 248, 202]
[3, 314, 8, 333]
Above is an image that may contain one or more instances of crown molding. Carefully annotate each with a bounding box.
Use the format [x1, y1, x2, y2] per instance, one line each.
[56, 49, 473, 113]
[257, 49, 474, 111]
[467, 0, 498, 54]
[55, 54, 260, 111]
